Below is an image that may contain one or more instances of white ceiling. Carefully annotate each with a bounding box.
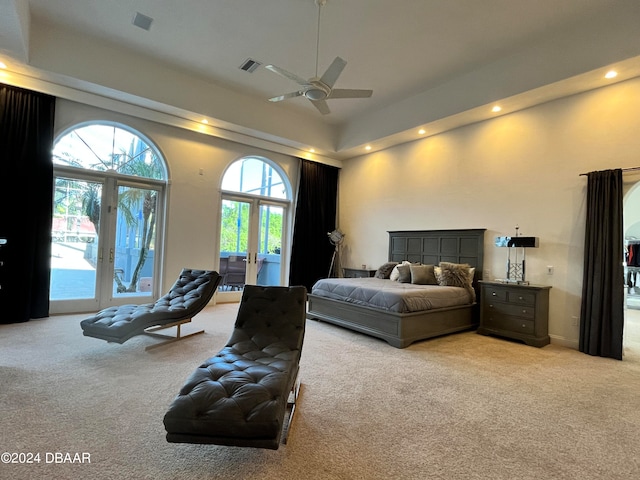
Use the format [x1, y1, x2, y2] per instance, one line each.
[2, 0, 640, 161]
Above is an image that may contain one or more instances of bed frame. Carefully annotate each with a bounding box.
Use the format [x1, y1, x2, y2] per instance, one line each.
[307, 229, 486, 348]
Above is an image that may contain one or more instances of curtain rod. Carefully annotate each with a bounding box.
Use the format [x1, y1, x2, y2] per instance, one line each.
[579, 166, 640, 176]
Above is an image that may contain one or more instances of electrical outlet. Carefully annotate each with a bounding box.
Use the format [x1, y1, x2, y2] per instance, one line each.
[547, 266, 554, 275]
[571, 316, 579, 326]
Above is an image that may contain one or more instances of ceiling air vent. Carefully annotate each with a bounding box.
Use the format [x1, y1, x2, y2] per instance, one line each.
[132, 12, 154, 31]
[239, 58, 261, 73]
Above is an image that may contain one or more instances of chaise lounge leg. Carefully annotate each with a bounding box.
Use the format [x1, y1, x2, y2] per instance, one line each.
[282, 377, 301, 445]
[143, 318, 205, 351]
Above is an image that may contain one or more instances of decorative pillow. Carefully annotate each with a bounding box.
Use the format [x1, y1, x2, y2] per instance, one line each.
[396, 263, 412, 283]
[375, 262, 399, 279]
[390, 261, 411, 281]
[410, 264, 438, 285]
[438, 262, 476, 301]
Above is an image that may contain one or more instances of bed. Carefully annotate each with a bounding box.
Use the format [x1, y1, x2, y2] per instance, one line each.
[306, 229, 486, 348]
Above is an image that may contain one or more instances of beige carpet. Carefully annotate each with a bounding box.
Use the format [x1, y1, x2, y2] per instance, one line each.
[1, 303, 640, 480]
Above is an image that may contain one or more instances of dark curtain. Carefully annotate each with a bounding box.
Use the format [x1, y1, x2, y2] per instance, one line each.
[289, 159, 339, 291]
[0, 84, 56, 323]
[579, 169, 624, 359]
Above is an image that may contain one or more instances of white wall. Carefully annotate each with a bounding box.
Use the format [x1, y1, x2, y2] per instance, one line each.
[52, 76, 640, 347]
[338, 77, 640, 348]
[54, 99, 300, 295]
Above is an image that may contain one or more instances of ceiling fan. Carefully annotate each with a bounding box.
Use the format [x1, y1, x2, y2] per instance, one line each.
[265, 0, 373, 115]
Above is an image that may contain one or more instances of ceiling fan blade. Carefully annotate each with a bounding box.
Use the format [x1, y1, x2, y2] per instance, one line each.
[320, 56, 347, 88]
[265, 64, 309, 86]
[327, 88, 373, 99]
[311, 99, 331, 115]
[269, 91, 303, 102]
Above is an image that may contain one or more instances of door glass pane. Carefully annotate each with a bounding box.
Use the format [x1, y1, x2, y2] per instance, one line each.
[51, 177, 101, 300]
[257, 204, 283, 286]
[219, 199, 250, 291]
[112, 185, 158, 298]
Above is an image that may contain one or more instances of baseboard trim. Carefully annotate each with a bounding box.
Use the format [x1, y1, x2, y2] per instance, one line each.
[549, 334, 578, 349]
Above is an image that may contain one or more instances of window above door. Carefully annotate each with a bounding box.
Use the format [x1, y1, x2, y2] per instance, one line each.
[221, 157, 289, 199]
[53, 123, 167, 180]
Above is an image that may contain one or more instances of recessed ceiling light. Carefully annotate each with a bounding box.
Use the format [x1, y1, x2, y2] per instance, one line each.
[365, 145, 372, 151]
[309, 148, 315, 153]
[605, 70, 618, 79]
[0, 62, 6, 69]
[418, 129, 426, 135]
[201, 119, 209, 124]
[492, 105, 502, 113]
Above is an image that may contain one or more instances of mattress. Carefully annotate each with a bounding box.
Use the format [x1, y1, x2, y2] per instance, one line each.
[311, 277, 473, 314]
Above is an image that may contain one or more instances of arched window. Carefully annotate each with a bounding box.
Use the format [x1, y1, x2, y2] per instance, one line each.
[50, 122, 168, 314]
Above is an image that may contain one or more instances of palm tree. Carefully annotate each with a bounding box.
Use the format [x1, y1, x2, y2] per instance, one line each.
[113, 186, 157, 293]
[81, 183, 101, 237]
[111, 146, 161, 293]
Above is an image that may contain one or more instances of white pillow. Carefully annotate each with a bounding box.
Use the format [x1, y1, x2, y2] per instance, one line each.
[390, 261, 411, 281]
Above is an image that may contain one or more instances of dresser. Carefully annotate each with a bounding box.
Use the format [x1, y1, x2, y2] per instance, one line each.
[478, 281, 551, 347]
[342, 267, 376, 278]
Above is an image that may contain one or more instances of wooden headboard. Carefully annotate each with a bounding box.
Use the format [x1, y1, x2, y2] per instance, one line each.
[388, 229, 486, 281]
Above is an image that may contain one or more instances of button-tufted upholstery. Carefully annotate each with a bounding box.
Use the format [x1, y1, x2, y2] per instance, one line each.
[80, 268, 221, 344]
[163, 284, 307, 449]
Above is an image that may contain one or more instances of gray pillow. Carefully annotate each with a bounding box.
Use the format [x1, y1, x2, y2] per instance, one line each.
[410, 264, 437, 285]
[438, 262, 475, 301]
[375, 262, 399, 279]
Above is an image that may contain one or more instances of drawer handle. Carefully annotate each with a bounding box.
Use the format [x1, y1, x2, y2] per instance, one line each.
[522, 323, 527, 328]
[518, 296, 524, 300]
[492, 292, 497, 296]
[522, 309, 527, 314]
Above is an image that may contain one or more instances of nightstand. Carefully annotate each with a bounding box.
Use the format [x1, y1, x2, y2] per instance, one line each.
[477, 281, 551, 347]
[343, 267, 376, 278]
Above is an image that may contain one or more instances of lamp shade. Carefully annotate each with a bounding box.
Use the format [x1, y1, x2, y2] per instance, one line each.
[495, 236, 539, 248]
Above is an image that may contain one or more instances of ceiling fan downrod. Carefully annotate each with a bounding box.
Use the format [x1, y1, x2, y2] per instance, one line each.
[314, 0, 327, 77]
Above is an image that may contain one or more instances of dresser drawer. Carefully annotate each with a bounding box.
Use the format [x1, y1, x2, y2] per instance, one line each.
[483, 287, 535, 306]
[485, 301, 535, 320]
[483, 312, 535, 335]
[507, 291, 535, 306]
[483, 288, 508, 302]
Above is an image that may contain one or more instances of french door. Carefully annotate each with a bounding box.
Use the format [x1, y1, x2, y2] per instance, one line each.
[50, 169, 164, 314]
[218, 194, 287, 302]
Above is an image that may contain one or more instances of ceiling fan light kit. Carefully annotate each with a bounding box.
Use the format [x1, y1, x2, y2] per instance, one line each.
[265, 0, 372, 114]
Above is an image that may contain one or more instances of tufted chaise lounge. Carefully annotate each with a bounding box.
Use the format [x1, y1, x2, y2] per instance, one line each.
[80, 268, 221, 349]
[163, 284, 307, 449]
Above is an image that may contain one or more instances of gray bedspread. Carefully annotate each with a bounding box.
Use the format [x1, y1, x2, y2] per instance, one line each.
[311, 277, 473, 313]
